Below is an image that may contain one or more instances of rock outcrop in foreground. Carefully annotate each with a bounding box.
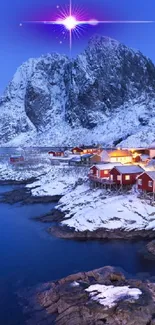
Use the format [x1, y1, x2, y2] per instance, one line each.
[25, 266, 155, 325]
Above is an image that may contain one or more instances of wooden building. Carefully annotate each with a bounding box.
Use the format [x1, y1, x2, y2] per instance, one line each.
[89, 163, 122, 179]
[71, 147, 84, 155]
[137, 171, 155, 193]
[90, 154, 102, 164]
[10, 155, 24, 164]
[80, 154, 93, 165]
[71, 146, 102, 155]
[69, 157, 81, 166]
[48, 150, 64, 157]
[149, 146, 155, 159]
[109, 150, 132, 164]
[90, 150, 111, 164]
[109, 165, 144, 185]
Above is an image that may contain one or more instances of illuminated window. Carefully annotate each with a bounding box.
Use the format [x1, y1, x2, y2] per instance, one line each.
[138, 179, 142, 185]
[104, 170, 108, 175]
[148, 180, 153, 187]
[125, 175, 130, 180]
[117, 175, 121, 181]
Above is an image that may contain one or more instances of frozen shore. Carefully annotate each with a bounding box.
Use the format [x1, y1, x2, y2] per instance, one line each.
[1, 162, 155, 239]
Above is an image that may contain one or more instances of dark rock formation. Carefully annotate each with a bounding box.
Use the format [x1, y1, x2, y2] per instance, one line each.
[33, 208, 65, 223]
[23, 266, 155, 325]
[147, 240, 155, 256]
[48, 225, 155, 241]
[0, 187, 61, 205]
[0, 176, 38, 186]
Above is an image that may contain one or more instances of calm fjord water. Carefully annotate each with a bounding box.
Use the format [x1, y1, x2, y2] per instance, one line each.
[0, 185, 155, 325]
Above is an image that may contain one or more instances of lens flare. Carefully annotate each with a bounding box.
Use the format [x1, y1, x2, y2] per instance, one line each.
[21, 0, 155, 52]
[60, 16, 77, 30]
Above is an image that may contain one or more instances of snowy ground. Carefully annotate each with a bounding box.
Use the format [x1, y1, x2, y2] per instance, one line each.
[85, 284, 142, 308]
[0, 152, 51, 181]
[27, 166, 89, 196]
[55, 183, 155, 232]
[1, 159, 155, 234]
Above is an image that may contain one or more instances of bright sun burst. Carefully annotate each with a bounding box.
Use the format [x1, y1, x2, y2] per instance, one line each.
[21, 0, 155, 52]
[62, 16, 77, 30]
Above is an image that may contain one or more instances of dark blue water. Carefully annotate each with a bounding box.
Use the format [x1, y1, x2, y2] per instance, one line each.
[0, 185, 155, 325]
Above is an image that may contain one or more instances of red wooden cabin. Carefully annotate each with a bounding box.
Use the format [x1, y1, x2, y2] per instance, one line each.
[48, 151, 64, 157]
[137, 171, 155, 193]
[83, 147, 103, 154]
[89, 163, 122, 179]
[109, 165, 144, 185]
[71, 147, 84, 154]
[10, 155, 24, 164]
[72, 146, 102, 155]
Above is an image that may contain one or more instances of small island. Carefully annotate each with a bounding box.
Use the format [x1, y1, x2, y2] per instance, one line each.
[24, 266, 155, 325]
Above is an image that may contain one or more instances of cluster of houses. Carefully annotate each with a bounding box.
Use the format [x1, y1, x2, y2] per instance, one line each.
[49, 145, 155, 196]
[89, 163, 155, 194]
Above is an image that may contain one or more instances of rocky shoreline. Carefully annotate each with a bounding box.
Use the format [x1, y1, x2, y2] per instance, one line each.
[48, 224, 155, 241]
[23, 266, 155, 325]
[0, 180, 62, 205]
[0, 176, 38, 186]
[33, 208, 66, 223]
[1, 178, 155, 242]
[34, 207, 155, 241]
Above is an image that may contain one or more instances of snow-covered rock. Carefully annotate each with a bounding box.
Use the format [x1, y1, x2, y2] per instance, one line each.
[1, 35, 155, 147]
[56, 184, 155, 232]
[85, 284, 142, 308]
[27, 165, 88, 196]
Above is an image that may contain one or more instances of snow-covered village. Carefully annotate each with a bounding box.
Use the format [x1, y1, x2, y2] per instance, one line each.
[1, 143, 155, 239]
[1, 143, 155, 324]
[2, 0, 155, 322]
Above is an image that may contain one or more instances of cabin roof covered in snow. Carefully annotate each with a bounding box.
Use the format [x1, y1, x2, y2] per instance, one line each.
[72, 146, 83, 151]
[81, 154, 93, 158]
[140, 154, 149, 161]
[70, 156, 81, 162]
[91, 163, 122, 171]
[10, 154, 23, 158]
[139, 171, 155, 181]
[48, 149, 64, 153]
[112, 165, 144, 174]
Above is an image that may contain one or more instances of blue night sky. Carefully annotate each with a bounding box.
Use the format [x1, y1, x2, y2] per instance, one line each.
[0, 0, 155, 94]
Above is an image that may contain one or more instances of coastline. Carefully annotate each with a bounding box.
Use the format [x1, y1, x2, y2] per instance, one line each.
[1, 163, 155, 242]
[48, 224, 155, 240]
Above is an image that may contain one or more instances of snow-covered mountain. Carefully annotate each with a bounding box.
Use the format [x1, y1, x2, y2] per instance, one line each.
[1, 35, 155, 147]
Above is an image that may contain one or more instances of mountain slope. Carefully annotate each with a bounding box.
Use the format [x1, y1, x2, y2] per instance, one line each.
[1, 35, 155, 147]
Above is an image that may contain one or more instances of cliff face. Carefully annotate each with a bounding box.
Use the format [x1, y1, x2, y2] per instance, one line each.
[1, 35, 155, 147]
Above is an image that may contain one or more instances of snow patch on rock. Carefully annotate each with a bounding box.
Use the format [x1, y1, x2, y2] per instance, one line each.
[86, 284, 142, 308]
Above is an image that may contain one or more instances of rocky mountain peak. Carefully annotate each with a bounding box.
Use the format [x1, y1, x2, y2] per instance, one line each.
[87, 34, 120, 49]
[0, 35, 155, 147]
